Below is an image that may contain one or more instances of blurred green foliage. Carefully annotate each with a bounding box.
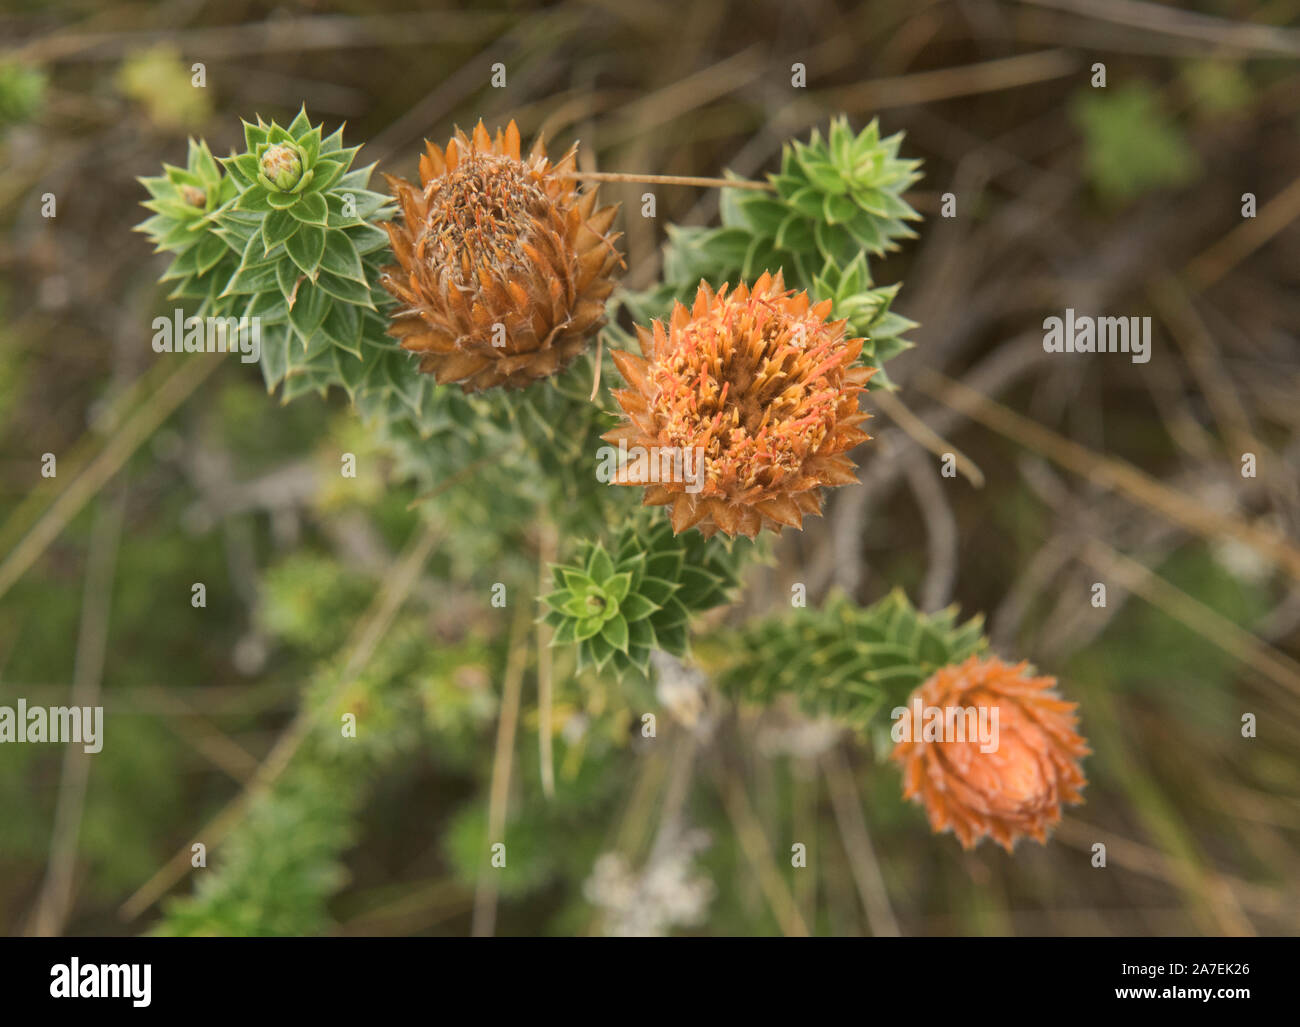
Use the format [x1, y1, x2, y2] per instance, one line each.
[0, 60, 45, 128]
[1072, 82, 1200, 204]
[117, 46, 213, 131]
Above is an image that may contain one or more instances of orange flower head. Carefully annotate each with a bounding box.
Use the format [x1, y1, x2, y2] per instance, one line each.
[379, 120, 623, 392]
[604, 271, 874, 539]
[891, 655, 1089, 852]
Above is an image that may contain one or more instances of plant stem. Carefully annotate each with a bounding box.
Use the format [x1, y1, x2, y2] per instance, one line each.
[561, 171, 774, 192]
[472, 605, 531, 937]
[820, 746, 901, 937]
[537, 519, 558, 798]
[871, 389, 985, 489]
[28, 482, 127, 936]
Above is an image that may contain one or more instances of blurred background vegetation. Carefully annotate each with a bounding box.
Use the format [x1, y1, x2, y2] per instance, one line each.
[1, 0, 1298, 936]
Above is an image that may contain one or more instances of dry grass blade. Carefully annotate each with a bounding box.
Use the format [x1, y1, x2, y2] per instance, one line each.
[334, 879, 474, 937]
[913, 368, 1300, 583]
[0, 353, 222, 605]
[1019, 0, 1300, 57]
[563, 171, 772, 191]
[1080, 538, 1300, 701]
[828, 50, 1079, 111]
[1148, 275, 1264, 464]
[26, 484, 126, 937]
[1055, 817, 1283, 926]
[600, 46, 766, 145]
[472, 605, 531, 937]
[820, 747, 901, 937]
[871, 388, 985, 488]
[146, 690, 262, 784]
[710, 760, 809, 937]
[11, 12, 512, 63]
[1185, 173, 1300, 289]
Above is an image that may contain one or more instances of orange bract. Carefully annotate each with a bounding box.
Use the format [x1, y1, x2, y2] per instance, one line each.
[379, 120, 623, 392]
[604, 271, 874, 539]
[891, 655, 1090, 852]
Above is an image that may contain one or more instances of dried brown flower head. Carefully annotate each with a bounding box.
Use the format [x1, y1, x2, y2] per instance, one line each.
[604, 271, 873, 538]
[891, 655, 1089, 852]
[379, 120, 622, 392]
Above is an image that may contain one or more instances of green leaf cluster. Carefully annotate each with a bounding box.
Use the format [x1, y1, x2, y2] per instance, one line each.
[134, 137, 240, 317]
[214, 108, 396, 400]
[540, 517, 745, 677]
[708, 589, 986, 730]
[135, 108, 406, 406]
[373, 359, 630, 561]
[810, 254, 917, 389]
[157, 759, 358, 937]
[747, 115, 921, 272]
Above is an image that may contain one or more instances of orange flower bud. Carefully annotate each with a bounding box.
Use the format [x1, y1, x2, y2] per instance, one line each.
[605, 271, 873, 539]
[891, 655, 1089, 852]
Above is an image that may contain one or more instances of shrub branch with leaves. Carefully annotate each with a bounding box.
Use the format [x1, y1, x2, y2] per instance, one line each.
[136, 106, 1089, 932]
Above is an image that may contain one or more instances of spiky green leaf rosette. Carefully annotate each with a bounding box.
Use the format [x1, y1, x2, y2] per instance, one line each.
[704, 589, 986, 732]
[136, 108, 415, 406]
[215, 108, 398, 401]
[540, 518, 745, 677]
[135, 138, 240, 316]
[628, 117, 922, 388]
[810, 253, 918, 386]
